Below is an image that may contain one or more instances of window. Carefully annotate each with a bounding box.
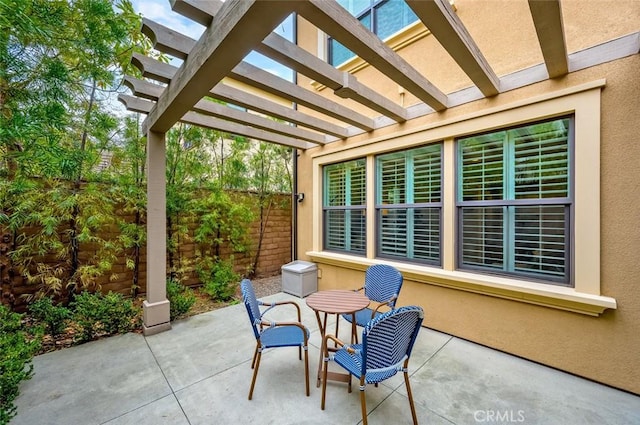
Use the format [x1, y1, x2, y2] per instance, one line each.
[329, 0, 419, 66]
[312, 86, 610, 314]
[457, 117, 572, 284]
[376, 145, 442, 264]
[323, 159, 366, 254]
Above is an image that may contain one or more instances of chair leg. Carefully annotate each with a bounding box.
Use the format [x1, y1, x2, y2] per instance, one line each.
[248, 350, 262, 400]
[404, 371, 419, 425]
[359, 377, 368, 425]
[321, 356, 329, 409]
[304, 346, 310, 396]
[251, 344, 259, 369]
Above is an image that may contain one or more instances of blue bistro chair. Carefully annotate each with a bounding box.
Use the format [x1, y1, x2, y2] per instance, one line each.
[240, 279, 310, 400]
[321, 305, 424, 425]
[337, 264, 404, 344]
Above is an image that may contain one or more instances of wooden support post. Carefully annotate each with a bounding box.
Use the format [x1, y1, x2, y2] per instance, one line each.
[143, 130, 171, 336]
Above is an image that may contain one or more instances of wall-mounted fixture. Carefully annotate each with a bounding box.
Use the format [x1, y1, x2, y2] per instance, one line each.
[296, 193, 305, 203]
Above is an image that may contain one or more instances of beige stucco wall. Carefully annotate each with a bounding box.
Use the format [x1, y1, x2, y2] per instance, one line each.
[297, 0, 639, 110]
[294, 1, 640, 394]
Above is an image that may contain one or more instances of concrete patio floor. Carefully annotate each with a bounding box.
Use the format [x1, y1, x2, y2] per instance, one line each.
[13, 292, 640, 425]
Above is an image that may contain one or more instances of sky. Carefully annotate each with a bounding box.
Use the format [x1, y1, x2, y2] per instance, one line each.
[130, 0, 294, 81]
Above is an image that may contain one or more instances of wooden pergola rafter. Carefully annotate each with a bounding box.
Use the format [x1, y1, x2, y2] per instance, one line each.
[122, 0, 640, 335]
[120, 0, 640, 148]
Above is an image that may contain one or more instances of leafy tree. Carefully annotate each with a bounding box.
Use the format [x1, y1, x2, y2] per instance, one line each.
[247, 141, 293, 276]
[192, 187, 253, 299]
[0, 0, 294, 304]
[193, 188, 254, 256]
[53, 0, 135, 297]
[0, 0, 70, 180]
[111, 115, 147, 296]
[201, 126, 293, 278]
[165, 123, 213, 279]
[0, 0, 145, 179]
[0, 0, 145, 299]
[249, 141, 293, 194]
[209, 132, 251, 190]
[4, 177, 119, 299]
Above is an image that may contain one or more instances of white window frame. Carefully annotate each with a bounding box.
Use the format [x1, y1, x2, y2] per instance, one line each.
[308, 80, 616, 316]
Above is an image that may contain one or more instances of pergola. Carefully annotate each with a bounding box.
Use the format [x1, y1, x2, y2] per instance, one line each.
[119, 0, 639, 335]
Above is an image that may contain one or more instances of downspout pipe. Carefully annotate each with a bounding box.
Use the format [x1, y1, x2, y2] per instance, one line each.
[292, 12, 299, 261]
[292, 148, 298, 261]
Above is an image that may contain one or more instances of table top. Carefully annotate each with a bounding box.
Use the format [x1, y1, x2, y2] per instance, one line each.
[306, 290, 370, 314]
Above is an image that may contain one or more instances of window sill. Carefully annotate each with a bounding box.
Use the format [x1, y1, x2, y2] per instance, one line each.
[306, 251, 617, 316]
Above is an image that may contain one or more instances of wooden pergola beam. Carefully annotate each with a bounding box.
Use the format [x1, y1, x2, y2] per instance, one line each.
[528, 0, 569, 78]
[131, 52, 369, 133]
[295, 0, 448, 111]
[192, 100, 326, 144]
[126, 56, 348, 139]
[126, 0, 636, 151]
[182, 112, 314, 150]
[169, 0, 222, 26]
[143, 0, 293, 133]
[210, 84, 349, 139]
[406, 0, 500, 97]
[131, 52, 176, 84]
[123, 76, 327, 144]
[141, 17, 406, 123]
[258, 33, 408, 122]
[118, 94, 157, 115]
[134, 24, 375, 130]
[119, 94, 314, 150]
[123, 76, 164, 100]
[229, 62, 375, 131]
[259, 34, 342, 91]
[141, 18, 192, 61]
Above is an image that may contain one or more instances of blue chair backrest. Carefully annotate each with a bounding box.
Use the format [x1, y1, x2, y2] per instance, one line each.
[241, 279, 262, 340]
[361, 306, 424, 374]
[363, 264, 403, 308]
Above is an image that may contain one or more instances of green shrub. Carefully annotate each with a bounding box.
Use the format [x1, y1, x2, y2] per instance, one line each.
[0, 305, 42, 425]
[70, 291, 140, 343]
[99, 292, 140, 335]
[197, 258, 238, 301]
[70, 292, 102, 342]
[28, 297, 71, 337]
[166, 279, 196, 321]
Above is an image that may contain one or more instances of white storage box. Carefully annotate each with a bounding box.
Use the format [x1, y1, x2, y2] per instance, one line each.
[281, 260, 317, 297]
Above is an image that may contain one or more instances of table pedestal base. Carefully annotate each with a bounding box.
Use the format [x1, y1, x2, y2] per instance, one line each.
[305, 290, 370, 389]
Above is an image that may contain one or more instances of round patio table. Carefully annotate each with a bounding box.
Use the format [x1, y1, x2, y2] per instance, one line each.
[306, 290, 370, 387]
